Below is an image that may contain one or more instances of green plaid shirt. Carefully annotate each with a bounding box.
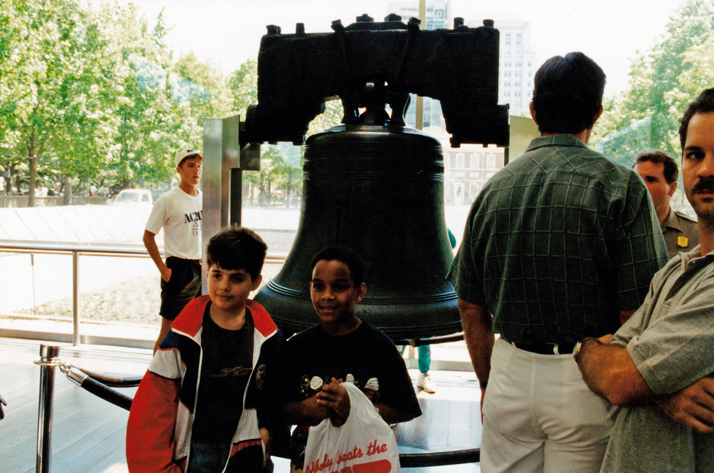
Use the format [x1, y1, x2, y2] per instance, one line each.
[448, 135, 668, 345]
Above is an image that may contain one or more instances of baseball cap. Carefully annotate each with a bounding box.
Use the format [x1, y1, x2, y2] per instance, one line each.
[175, 149, 202, 167]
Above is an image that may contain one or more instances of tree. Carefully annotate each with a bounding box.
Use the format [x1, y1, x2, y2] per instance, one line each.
[666, 32, 714, 144]
[228, 58, 258, 118]
[173, 51, 234, 154]
[592, 0, 714, 160]
[307, 98, 344, 137]
[0, 0, 119, 204]
[91, 4, 181, 190]
[0, 1, 246, 203]
[228, 57, 344, 206]
[90, 7, 231, 191]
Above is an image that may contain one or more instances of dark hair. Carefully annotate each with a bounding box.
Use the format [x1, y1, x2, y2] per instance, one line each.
[532, 52, 606, 134]
[633, 149, 679, 184]
[206, 225, 267, 280]
[680, 88, 714, 152]
[310, 246, 365, 286]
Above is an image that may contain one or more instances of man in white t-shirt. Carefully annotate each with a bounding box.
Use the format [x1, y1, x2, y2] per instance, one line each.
[143, 149, 203, 353]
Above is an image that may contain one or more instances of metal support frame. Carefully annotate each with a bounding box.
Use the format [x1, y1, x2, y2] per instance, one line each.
[201, 116, 261, 292]
[414, 0, 426, 131]
[202, 118, 236, 247]
[202, 115, 261, 233]
[35, 344, 60, 473]
[230, 168, 243, 227]
[202, 115, 255, 290]
[72, 252, 79, 346]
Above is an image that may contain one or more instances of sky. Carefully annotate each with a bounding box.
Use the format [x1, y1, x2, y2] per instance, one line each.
[88, 0, 683, 97]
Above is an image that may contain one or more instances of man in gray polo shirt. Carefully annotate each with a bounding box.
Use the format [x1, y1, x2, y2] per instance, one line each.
[575, 88, 714, 472]
[448, 52, 668, 472]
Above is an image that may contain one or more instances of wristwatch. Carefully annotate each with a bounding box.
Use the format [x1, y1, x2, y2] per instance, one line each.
[572, 337, 594, 359]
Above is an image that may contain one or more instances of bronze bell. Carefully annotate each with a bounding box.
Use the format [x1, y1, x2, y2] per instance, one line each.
[255, 92, 460, 339]
[244, 15, 508, 340]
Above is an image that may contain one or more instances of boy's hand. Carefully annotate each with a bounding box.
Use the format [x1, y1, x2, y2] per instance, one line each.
[363, 390, 380, 402]
[317, 378, 351, 421]
[260, 427, 272, 457]
[161, 266, 172, 283]
[299, 396, 331, 425]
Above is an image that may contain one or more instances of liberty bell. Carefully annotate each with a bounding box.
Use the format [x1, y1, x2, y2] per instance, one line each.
[255, 83, 459, 339]
[242, 14, 509, 339]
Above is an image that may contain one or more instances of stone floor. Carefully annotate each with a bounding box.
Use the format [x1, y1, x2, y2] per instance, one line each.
[0, 337, 482, 473]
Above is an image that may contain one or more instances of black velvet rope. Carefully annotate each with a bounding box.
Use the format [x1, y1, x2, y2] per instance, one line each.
[77, 368, 142, 388]
[392, 333, 465, 347]
[79, 376, 133, 411]
[271, 449, 481, 467]
[398, 448, 480, 467]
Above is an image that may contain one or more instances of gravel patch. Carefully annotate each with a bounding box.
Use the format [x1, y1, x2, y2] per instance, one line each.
[18, 275, 162, 325]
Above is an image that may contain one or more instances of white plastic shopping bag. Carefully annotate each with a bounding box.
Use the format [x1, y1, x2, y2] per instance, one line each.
[304, 382, 401, 473]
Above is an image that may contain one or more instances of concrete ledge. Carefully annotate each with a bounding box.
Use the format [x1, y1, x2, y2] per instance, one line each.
[0, 328, 153, 350]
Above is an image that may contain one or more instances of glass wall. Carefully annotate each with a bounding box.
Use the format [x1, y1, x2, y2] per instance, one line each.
[1, 0, 708, 360]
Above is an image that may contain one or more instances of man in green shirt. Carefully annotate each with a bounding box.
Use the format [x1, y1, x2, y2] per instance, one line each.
[448, 52, 667, 473]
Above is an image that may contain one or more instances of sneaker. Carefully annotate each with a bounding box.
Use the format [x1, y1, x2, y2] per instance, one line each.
[417, 372, 436, 393]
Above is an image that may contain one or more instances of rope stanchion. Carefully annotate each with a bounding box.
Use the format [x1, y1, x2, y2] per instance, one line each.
[35, 344, 61, 473]
[37, 350, 481, 469]
[65, 367, 133, 411]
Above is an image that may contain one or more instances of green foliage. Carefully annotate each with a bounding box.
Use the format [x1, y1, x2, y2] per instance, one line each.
[228, 58, 343, 207]
[228, 58, 258, 119]
[0, 0, 350, 207]
[592, 0, 714, 162]
[0, 0, 237, 201]
[307, 98, 344, 136]
[0, 0, 112, 203]
[93, 3, 177, 189]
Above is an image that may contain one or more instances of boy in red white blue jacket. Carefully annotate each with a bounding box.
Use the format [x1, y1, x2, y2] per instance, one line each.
[127, 226, 286, 473]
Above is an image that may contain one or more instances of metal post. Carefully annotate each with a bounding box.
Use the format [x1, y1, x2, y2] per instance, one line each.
[31, 253, 37, 315]
[230, 168, 243, 227]
[72, 251, 79, 346]
[36, 344, 60, 473]
[414, 0, 426, 131]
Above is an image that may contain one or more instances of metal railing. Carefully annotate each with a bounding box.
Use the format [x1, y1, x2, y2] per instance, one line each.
[1, 242, 149, 346]
[1, 241, 470, 369]
[0, 241, 284, 348]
